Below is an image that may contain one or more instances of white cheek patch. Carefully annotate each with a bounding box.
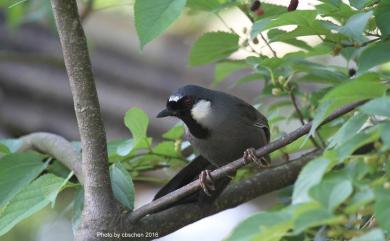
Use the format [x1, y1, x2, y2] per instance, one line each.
[169, 94, 182, 102]
[191, 100, 211, 125]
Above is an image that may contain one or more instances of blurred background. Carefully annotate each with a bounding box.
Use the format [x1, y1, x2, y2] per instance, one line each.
[0, 0, 321, 240]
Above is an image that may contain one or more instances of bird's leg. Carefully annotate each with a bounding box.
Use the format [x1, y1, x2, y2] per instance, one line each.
[199, 169, 216, 196]
[243, 147, 271, 168]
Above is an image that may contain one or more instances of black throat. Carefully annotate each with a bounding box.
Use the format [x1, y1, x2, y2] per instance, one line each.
[180, 113, 210, 139]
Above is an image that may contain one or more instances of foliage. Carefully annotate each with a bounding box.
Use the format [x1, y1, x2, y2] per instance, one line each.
[1, 0, 390, 240]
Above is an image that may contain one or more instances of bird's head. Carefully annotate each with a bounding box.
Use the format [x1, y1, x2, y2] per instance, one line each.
[157, 85, 212, 138]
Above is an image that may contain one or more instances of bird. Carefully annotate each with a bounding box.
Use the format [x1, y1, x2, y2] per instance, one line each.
[154, 85, 270, 201]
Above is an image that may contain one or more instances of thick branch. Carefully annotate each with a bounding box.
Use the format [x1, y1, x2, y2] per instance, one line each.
[19, 132, 83, 183]
[134, 149, 321, 237]
[128, 100, 367, 222]
[50, 0, 117, 239]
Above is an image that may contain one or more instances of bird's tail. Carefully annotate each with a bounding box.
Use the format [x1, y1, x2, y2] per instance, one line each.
[153, 155, 210, 201]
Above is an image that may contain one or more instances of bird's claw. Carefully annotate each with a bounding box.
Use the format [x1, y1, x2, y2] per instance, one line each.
[243, 147, 271, 168]
[199, 169, 216, 196]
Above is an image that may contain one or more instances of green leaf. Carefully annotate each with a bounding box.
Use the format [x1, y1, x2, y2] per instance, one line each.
[124, 107, 149, 140]
[292, 153, 336, 204]
[189, 32, 239, 66]
[0, 174, 66, 236]
[329, 113, 368, 148]
[358, 41, 390, 72]
[335, 127, 380, 160]
[250, 10, 318, 38]
[251, 17, 273, 39]
[337, 11, 373, 43]
[225, 211, 292, 241]
[134, 0, 186, 49]
[214, 60, 248, 85]
[374, 187, 390, 233]
[163, 124, 184, 140]
[293, 207, 340, 234]
[309, 176, 353, 211]
[116, 139, 135, 157]
[253, 3, 287, 19]
[360, 96, 390, 117]
[6, 1, 26, 28]
[345, 185, 374, 213]
[374, 1, 390, 39]
[186, 0, 221, 11]
[152, 141, 180, 157]
[235, 73, 265, 85]
[351, 228, 386, 241]
[379, 123, 390, 151]
[0, 152, 47, 208]
[309, 80, 386, 138]
[349, 0, 375, 10]
[317, 1, 355, 22]
[267, 29, 311, 50]
[322, 80, 385, 104]
[110, 162, 135, 210]
[294, 61, 347, 83]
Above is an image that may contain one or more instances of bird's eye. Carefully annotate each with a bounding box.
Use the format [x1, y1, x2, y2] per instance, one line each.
[183, 96, 194, 108]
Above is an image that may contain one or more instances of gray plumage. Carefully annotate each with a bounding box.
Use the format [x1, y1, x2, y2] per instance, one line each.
[154, 85, 270, 201]
[161, 85, 270, 167]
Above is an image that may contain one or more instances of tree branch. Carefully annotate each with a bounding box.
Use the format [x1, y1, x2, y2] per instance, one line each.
[18, 132, 83, 183]
[133, 149, 321, 238]
[259, 33, 277, 57]
[128, 100, 367, 222]
[50, 0, 117, 240]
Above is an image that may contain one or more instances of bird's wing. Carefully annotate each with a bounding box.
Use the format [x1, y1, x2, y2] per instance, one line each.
[237, 102, 270, 142]
[153, 155, 210, 200]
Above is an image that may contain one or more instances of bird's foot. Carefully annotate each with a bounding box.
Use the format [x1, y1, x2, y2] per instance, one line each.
[243, 147, 271, 168]
[199, 169, 216, 196]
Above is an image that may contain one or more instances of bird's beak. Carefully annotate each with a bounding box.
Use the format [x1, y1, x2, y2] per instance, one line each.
[156, 108, 174, 118]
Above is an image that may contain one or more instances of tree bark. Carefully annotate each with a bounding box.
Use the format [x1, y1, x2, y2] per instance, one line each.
[19, 132, 84, 183]
[50, 1, 118, 240]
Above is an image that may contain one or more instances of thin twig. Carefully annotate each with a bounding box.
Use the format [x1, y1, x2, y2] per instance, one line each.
[128, 100, 367, 222]
[259, 33, 277, 57]
[289, 90, 321, 149]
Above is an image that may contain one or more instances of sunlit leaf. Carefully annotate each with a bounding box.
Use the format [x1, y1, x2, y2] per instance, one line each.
[374, 1, 390, 39]
[0, 152, 47, 208]
[358, 41, 390, 72]
[0, 174, 66, 236]
[110, 162, 135, 210]
[309, 175, 353, 211]
[134, 0, 187, 49]
[124, 107, 149, 140]
[360, 96, 390, 117]
[351, 228, 385, 241]
[189, 32, 239, 66]
[374, 187, 390, 233]
[337, 11, 373, 43]
[292, 152, 336, 204]
[225, 210, 292, 241]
